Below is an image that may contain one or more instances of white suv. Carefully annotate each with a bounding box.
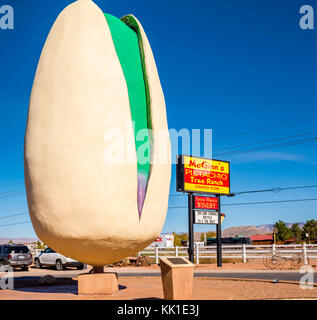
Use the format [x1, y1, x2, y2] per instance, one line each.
[34, 247, 84, 271]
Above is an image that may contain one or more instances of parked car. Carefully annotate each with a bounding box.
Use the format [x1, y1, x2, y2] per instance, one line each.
[0, 244, 33, 271]
[34, 247, 84, 270]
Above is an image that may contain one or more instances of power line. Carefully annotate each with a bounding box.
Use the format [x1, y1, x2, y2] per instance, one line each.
[0, 186, 25, 202]
[0, 188, 23, 197]
[217, 117, 317, 140]
[0, 187, 24, 201]
[213, 137, 317, 157]
[232, 184, 317, 195]
[214, 131, 317, 152]
[169, 184, 317, 197]
[0, 188, 23, 196]
[0, 212, 28, 219]
[168, 197, 317, 209]
[222, 198, 317, 206]
[0, 221, 31, 228]
[0, 190, 23, 200]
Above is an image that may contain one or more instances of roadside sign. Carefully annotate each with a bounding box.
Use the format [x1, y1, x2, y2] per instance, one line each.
[176, 154, 228, 267]
[176, 155, 230, 195]
[194, 195, 218, 210]
[194, 211, 219, 224]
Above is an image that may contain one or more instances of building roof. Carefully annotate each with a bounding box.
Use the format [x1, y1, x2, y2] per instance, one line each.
[250, 234, 273, 241]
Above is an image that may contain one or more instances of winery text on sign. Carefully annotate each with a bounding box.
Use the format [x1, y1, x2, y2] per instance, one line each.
[176, 155, 230, 195]
[194, 196, 218, 210]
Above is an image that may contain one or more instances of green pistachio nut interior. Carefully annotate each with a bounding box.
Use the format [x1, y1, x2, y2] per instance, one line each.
[105, 13, 151, 217]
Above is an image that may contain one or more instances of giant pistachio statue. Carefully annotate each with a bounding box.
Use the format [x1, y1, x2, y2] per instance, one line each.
[24, 0, 171, 266]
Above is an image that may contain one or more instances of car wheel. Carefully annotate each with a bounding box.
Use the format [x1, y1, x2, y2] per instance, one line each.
[76, 264, 84, 270]
[21, 267, 29, 271]
[55, 259, 64, 271]
[34, 258, 42, 269]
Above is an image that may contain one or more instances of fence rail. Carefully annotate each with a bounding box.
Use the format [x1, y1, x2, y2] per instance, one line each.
[139, 244, 317, 264]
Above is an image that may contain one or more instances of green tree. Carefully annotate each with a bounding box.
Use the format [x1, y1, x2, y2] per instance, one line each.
[274, 220, 292, 241]
[290, 223, 302, 240]
[302, 219, 317, 242]
[200, 231, 216, 242]
[35, 241, 45, 249]
[173, 232, 188, 246]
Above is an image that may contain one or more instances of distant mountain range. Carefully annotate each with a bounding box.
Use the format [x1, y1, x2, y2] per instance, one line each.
[222, 222, 305, 237]
[1, 222, 307, 244]
[0, 237, 38, 244]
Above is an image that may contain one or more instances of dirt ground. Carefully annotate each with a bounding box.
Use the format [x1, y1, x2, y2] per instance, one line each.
[0, 261, 316, 300]
[105, 260, 317, 272]
[0, 276, 316, 300]
[194, 260, 317, 271]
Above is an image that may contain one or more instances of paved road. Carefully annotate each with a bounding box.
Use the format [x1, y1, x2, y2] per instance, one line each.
[195, 272, 315, 282]
[8, 267, 316, 284]
[112, 272, 315, 282]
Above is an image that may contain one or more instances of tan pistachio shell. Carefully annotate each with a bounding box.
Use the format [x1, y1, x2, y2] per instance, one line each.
[24, 0, 171, 266]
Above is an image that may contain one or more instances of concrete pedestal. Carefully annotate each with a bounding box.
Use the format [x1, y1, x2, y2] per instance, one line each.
[159, 257, 195, 300]
[78, 272, 119, 295]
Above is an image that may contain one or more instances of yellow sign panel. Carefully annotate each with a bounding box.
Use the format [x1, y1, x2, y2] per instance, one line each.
[181, 156, 230, 195]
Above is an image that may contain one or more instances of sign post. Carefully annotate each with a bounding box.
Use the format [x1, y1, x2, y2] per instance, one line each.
[177, 155, 230, 267]
[216, 195, 222, 267]
[188, 193, 194, 263]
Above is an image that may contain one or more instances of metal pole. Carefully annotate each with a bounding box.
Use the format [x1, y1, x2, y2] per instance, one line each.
[216, 195, 222, 267]
[188, 193, 194, 263]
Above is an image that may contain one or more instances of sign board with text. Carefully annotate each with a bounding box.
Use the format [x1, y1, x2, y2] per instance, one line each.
[194, 211, 219, 224]
[176, 155, 230, 195]
[194, 195, 219, 210]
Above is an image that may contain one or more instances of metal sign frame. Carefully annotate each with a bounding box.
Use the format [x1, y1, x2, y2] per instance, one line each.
[177, 154, 227, 268]
[176, 155, 231, 196]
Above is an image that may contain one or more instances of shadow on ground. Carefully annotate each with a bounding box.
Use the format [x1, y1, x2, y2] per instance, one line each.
[11, 277, 126, 294]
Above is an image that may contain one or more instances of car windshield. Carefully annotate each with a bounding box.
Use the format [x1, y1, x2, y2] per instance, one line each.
[8, 247, 29, 253]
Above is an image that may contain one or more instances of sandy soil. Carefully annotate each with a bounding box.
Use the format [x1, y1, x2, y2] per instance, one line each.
[105, 260, 317, 272]
[194, 260, 317, 271]
[0, 261, 316, 300]
[0, 276, 316, 300]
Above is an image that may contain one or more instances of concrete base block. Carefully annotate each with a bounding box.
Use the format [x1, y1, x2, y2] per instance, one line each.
[160, 257, 194, 300]
[78, 272, 119, 295]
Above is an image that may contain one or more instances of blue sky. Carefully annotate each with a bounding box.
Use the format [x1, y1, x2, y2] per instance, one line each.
[0, 0, 316, 238]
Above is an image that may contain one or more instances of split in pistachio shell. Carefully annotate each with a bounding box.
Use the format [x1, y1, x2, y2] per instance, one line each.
[104, 13, 151, 216]
[24, 0, 171, 266]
